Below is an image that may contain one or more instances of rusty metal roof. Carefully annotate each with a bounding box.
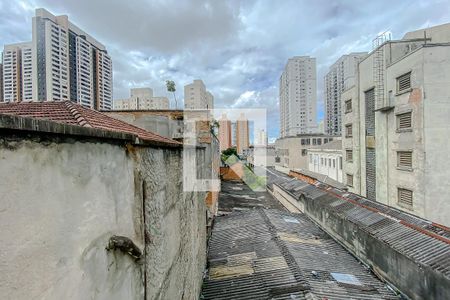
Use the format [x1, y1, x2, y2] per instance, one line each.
[265, 167, 450, 280]
[202, 207, 399, 299]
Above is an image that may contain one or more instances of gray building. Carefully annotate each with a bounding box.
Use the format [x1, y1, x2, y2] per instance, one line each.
[279, 56, 317, 137]
[342, 23, 450, 226]
[0, 62, 3, 102]
[32, 8, 113, 109]
[324, 53, 367, 135]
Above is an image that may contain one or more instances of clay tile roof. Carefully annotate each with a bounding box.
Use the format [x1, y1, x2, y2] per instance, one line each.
[0, 101, 181, 146]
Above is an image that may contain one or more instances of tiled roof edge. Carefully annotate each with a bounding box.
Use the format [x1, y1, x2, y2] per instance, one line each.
[64, 101, 92, 127]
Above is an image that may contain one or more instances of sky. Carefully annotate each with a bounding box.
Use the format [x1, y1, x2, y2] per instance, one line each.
[1, 0, 450, 141]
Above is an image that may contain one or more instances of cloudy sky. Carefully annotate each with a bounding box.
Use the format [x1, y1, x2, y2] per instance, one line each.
[1, 0, 450, 140]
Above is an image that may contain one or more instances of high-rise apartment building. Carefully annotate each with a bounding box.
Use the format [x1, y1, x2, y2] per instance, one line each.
[29, 8, 112, 109]
[279, 56, 317, 137]
[1, 42, 33, 102]
[236, 113, 249, 155]
[114, 88, 169, 110]
[342, 23, 450, 226]
[324, 53, 367, 135]
[218, 113, 232, 151]
[184, 79, 214, 109]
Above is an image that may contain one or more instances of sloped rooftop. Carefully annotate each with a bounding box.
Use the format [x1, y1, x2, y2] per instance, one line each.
[202, 179, 400, 299]
[0, 101, 180, 146]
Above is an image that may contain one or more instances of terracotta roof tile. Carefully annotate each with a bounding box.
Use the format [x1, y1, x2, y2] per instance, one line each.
[0, 101, 181, 146]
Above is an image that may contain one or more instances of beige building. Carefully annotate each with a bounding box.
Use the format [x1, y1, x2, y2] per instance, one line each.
[2, 42, 33, 102]
[30, 8, 113, 109]
[274, 134, 337, 170]
[184, 79, 213, 109]
[324, 53, 367, 135]
[218, 113, 232, 151]
[114, 88, 169, 110]
[235, 113, 249, 154]
[279, 56, 317, 137]
[342, 23, 450, 226]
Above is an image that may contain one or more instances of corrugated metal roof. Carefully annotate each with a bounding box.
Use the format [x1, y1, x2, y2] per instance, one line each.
[202, 204, 399, 299]
[265, 167, 450, 279]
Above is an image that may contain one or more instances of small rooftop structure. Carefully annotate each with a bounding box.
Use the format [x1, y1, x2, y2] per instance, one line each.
[0, 101, 180, 146]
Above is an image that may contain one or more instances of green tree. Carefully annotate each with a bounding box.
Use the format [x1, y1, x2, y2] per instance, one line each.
[166, 80, 177, 109]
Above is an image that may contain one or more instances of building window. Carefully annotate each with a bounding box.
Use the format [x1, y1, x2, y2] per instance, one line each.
[313, 138, 317, 145]
[321, 157, 324, 165]
[346, 150, 353, 162]
[301, 139, 305, 145]
[328, 158, 331, 166]
[317, 139, 322, 145]
[324, 138, 328, 144]
[398, 188, 413, 208]
[301, 149, 307, 156]
[397, 72, 411, 93]
[345, 124, 353, 138]
[346, 174, 354, 187]
[397, 112, 412, 130]
[397, 151, 412, 169]
[345, 99, 352, 113]
[333, 159, 335, 168]
[339, 157, 342, 170]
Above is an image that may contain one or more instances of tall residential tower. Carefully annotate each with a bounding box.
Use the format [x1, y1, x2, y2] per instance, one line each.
[279, 56, 317, 137]
[2, 42, 33, 102]
[324, 53, 367, 135]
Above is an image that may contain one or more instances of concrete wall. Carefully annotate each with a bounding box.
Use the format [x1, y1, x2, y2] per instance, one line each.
[271, 182, 450, 300]
[0, 130, 207, 299]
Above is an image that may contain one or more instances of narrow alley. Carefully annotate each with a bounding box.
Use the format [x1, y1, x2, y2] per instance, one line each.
[201, 169, 400, 300]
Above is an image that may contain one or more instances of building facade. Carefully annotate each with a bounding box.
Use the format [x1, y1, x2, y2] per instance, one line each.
[218, 113, 232, 151]
[236, 113, 249, 155]
[274, 134, 337, 171]
[307, 139, 343, 183]
[184, 79, 213, 109]
[28, 8, 112, 109]
[114, 88, 170, 110]
[342, 23, 450, 226]
[279, 56, 317, 137]
[0, 63, 3, 102]
[324, 53, 367, 135]
[2, 42, 33, 102]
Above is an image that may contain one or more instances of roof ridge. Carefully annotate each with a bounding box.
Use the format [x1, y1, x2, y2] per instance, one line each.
[64, 101, 92, 127]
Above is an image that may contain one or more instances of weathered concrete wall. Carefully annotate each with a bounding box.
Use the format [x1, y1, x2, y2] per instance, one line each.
[134, 147, 206, 300]
[271, 182, 450, 300]
[0, 138, 143, 299]
[0, 132, 207, 299]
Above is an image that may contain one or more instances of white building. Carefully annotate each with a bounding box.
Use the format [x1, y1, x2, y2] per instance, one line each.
[31, 8, 112, 109]
[255, 129, 268, 146]
[279, 56, 317, 137]
[184, 79, 213, 109]
[2, 42, 33, 102]
[114, 88, 169, 110]
[324, 53, 367, 136]
[342, 23, 450, 226]
[308, 139, 343, 183]
[274, 134, 337, 171]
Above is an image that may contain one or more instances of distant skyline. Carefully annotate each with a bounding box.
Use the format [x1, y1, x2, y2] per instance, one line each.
[1, 0, 450, 140]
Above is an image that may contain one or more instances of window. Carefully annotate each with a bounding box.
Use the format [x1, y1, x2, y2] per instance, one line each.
[398, 188, 413, 207]
[397, 151, 412, 169]
[324, 138, 328, 144]
[328, 158, 331, 166]
[397, 112, 412, 130]
[301, 149, 307, 156]
[333, 159, 336, 168]
[339, 157, 343, 170]
[397, 72, 411, 93]
[345, 99, 352, 113]
[345, 124, 353, 138]
[321, 157, 324, 165]
[346, 174, 354, 187]
[313, 138, 317, 145]
[346, 150, 353, 162]
[317, 139, 322, 145]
